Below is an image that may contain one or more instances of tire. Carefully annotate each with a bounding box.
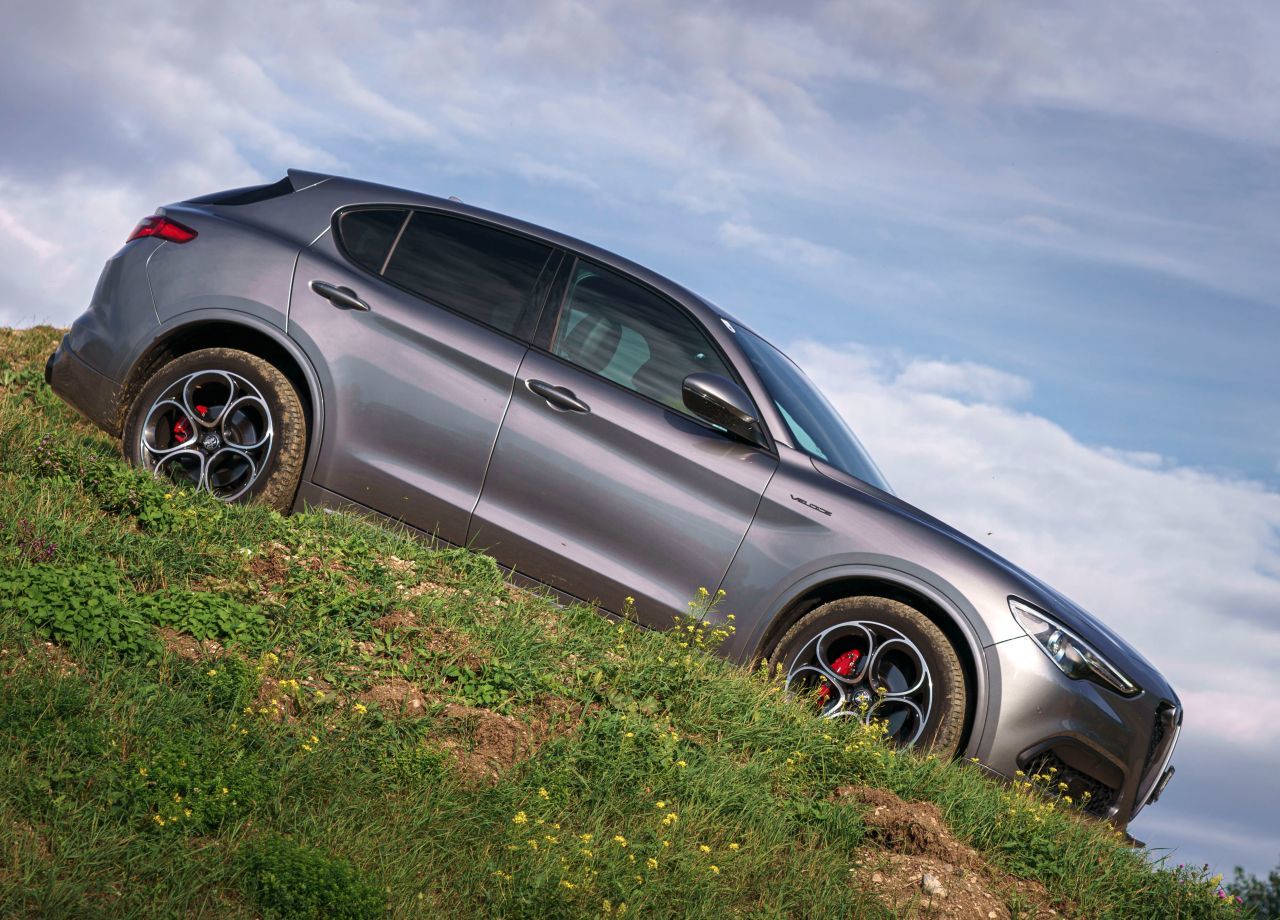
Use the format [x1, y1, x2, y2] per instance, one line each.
[122, 348, 306, 512]
[769, 595, 967, 756]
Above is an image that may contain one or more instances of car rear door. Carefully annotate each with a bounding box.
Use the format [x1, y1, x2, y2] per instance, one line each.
[467, 258, 777, 626]
[289, 207, 558, 544]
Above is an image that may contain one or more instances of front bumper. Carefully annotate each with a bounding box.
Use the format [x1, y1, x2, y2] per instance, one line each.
[977, 635, 1179, 825]
[46, 336, 125, 437]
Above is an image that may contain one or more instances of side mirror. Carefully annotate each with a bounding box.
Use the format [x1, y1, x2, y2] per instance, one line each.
[682, 373, 766, 447]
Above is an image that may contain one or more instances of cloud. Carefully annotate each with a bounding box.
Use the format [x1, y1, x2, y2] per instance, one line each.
[786, 338, 1280, 867]
[717, 220, 845, 268]
[894, 358, 1032, 405]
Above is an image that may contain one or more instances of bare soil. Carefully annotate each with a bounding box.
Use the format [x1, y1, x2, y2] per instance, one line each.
[835, 785, 1064, 918]
[157, 627, 223, 662]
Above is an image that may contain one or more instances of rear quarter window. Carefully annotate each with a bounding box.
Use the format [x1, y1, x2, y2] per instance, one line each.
[337, 209, 408, 275]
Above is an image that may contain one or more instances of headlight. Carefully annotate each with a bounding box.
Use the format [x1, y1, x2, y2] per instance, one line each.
[1009, 598, 1140, 697]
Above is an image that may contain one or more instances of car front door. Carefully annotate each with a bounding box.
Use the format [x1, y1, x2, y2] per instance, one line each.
[290, 207, 558, 544]
[468, 258, 778, 626]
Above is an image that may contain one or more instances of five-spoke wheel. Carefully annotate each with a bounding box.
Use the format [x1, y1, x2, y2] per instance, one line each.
[123, 348, 306, 511]
[771, 595, 967, 754]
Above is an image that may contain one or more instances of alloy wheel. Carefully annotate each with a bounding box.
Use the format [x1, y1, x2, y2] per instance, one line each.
[784, 619, 934, 746]
[138, 368, 274, 501]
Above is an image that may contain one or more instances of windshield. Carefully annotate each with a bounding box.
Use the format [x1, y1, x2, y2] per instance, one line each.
[735, 325, 892, 493]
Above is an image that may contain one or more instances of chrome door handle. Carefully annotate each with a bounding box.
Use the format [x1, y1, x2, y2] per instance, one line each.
[525, 379, 590, 413]
[310, 280, 370, 312]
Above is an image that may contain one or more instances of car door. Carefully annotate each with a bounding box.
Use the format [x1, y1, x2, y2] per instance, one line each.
[289, 206, 558, 544]
[468, 258, 778, 626]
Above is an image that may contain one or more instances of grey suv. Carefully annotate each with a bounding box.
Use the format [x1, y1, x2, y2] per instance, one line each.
[47, 169, 1180, 826]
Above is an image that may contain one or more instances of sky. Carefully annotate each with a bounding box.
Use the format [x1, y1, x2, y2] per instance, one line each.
[2, 0, 1278, 879]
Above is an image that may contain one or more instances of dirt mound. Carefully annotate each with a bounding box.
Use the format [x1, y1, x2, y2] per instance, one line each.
[157, 627, 224, 661]
[835, 786, 1062, 919]
[838, 785, 978, 868]
[436, 701, 548, 782]
[358, 678, 430, 715]
[354, 675, 587, 784]
[371, 609, 419, 631]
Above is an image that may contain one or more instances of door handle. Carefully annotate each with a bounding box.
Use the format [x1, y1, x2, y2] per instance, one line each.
[525, 379, 590, 413]
[310, 280, 371, 312]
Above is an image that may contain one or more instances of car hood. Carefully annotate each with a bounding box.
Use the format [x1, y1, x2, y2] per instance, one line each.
[810, 458, 1174, 700]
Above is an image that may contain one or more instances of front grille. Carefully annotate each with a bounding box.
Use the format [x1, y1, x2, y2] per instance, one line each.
[1024, 750, 1117, 818]
[1133, 703, 1181, 816]
[1143, 710, 1166, 775]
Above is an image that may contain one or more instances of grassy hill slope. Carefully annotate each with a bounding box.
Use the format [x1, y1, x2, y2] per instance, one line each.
[0, 326, 1239, 919]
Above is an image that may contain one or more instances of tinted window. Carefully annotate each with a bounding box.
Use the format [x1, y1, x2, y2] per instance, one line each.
[338, 209, 407, 274]
[735, 326, 891, 492]
[551, 262, 734, 413]
[383, 212, 552, 335]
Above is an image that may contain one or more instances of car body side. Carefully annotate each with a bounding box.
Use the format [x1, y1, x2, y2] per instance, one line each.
[47, 169, 1180, 824]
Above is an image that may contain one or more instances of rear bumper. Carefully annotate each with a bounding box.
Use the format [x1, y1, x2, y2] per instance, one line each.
[47, 336, 125, 436]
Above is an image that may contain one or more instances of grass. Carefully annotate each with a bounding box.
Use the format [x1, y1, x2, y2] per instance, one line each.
[0, 325, 1243, 919]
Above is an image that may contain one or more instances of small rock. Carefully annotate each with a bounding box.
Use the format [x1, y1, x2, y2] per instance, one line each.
[920, 872, 946, 898]
[871, 871, 883, 883]
[988, 912, 999, 919]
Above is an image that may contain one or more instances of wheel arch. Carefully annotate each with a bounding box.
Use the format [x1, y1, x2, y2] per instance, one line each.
[750, 565, 991, 756]
[119, 313, 325, 483]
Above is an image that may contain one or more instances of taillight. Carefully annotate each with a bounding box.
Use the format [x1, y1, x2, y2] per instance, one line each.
[127, 215, 198, 244]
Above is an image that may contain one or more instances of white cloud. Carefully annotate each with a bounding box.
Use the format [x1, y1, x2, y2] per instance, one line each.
[894, 358, 1032, 405]
[717, 220, 845, 268]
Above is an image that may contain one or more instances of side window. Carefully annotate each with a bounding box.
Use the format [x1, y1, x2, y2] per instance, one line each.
[337, 209, 408, 274]
[382, 211, 553, 335]
[551, 263, 735, 413]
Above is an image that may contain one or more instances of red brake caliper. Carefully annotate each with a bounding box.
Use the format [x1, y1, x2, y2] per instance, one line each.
[816, 649, 861, 707]
[172, 417, 191, 443]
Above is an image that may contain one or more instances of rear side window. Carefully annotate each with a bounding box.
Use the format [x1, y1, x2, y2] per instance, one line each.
[338, 209, 408, 274]
[383, 212, 553, 335]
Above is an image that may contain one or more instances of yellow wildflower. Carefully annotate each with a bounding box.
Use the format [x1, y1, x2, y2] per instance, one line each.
[513, 811, 528, 825]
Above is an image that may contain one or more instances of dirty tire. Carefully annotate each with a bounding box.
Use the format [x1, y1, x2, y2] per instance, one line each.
[123, 347, 306, 512]
[771, 596, 968, 756]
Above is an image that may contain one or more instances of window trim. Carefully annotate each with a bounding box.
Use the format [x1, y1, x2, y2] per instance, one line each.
[331, 204, 559, 344]
[533, 255, 776, 452]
